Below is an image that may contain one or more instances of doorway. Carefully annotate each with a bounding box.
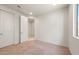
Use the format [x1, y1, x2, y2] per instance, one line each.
[20, 16, 35, 42]
[28, 18, 35, 39]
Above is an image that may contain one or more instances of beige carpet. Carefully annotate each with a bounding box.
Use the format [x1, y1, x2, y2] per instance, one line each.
[0, 40, 71, 55]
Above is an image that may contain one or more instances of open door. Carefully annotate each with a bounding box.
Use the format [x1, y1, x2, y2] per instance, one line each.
[20, 16, 28, 43]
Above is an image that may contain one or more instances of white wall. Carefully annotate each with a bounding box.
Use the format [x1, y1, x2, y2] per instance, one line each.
[35, 7, 69, 47]
[69, 4, 79, 55]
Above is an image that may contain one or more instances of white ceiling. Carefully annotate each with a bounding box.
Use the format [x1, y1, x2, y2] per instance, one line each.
[2, 4, 68, 16]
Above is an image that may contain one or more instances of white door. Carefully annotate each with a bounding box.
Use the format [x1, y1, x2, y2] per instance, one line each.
[0, 10, 14, 48]
[20, 16, 28, 43]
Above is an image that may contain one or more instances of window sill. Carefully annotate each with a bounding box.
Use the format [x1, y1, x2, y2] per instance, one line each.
[73, 35, 79, 39]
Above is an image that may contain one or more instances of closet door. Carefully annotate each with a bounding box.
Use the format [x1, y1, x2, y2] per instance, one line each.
[0, 10, 14, 48]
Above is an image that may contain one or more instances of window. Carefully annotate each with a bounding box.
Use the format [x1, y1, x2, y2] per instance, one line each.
[77, 4, 79, 36]
[73, 4, 79, 38]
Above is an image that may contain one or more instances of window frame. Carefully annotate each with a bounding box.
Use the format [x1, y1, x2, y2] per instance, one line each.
[73, 4, 79, 39]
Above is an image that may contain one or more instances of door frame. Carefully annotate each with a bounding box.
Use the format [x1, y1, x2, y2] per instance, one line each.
[19, 16, 21, 43]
